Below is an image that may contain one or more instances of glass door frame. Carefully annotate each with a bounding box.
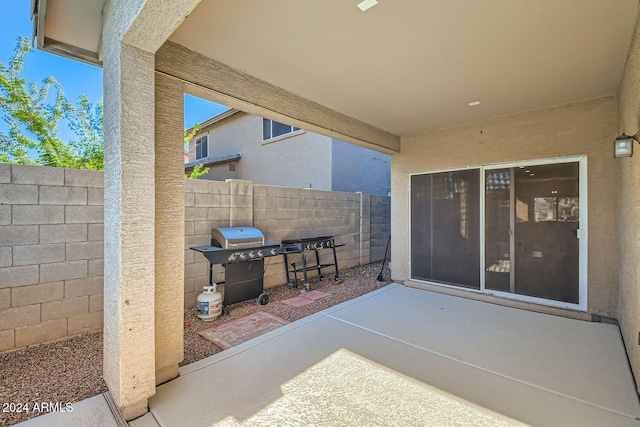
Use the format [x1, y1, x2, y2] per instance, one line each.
[408, 155, 588, 311]
[481, 155, 587, 311]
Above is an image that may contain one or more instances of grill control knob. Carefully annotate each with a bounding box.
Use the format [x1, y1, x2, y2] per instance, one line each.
[270, 248, 277, 256]
[240, 252, 247, 260]
[228, 254, 237, 262]
[257, 250, 264, 257]
[248, 251, 255, 258]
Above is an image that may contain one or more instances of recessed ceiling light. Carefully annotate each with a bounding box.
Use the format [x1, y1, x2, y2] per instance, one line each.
[358, 0, 378, 12]
[468, 101, 480, 107]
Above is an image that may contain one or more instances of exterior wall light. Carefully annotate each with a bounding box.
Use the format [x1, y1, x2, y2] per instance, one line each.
[614, 132, 640, 158]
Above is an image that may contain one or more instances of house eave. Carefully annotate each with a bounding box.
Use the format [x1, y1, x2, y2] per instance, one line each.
[184, 152, 241, 170]
[31, 0, 104, 68]
[186, 108, 240, 134]
[41, 37, 103, 67]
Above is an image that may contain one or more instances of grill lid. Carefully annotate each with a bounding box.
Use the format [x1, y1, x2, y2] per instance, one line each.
[211, 227, 264, 249]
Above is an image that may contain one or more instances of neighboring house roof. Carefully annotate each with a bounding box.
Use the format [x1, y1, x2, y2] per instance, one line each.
[186, 109, 241, 135]
[184, 152, 241, 170]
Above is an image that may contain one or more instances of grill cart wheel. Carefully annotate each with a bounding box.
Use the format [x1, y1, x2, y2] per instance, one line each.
[258, 293, 269, 305]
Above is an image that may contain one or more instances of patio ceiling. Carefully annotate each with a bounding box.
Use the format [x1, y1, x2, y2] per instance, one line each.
[36, 0, 638, 136]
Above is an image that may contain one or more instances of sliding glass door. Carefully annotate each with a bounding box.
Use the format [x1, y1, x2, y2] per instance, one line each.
[485, 162, 580, 303]
[411, 170, 480, 289]
[411, 158, 584, 308]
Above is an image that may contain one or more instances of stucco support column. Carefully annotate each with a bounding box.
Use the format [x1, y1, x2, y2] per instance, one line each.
[101, 0, 203, 420]
[154, 73, 185, 384]
[103, 41, 157, 420]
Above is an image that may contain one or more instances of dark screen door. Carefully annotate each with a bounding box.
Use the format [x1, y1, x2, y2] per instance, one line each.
[411, 170, 480, 289]
[485, 162, 580, 303]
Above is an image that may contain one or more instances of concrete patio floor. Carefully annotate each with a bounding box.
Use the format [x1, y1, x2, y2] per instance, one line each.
[18, 283, 640, 426]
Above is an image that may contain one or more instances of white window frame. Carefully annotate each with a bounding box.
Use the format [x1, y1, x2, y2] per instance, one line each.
[262, 118, 304, 144]
[194, 135, 208, 160]
[408, 155, 588, 311]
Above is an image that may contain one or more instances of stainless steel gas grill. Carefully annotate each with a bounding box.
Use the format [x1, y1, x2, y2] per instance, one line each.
[191, 227, 281, 315]
[281, 236, 343, 289]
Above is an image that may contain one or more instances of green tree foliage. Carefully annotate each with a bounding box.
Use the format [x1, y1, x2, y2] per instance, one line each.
[0, 36, 104, 170]
[66, 95, 104, 170]
[184, 123, 200, 146]
[187, 163, 209, 179]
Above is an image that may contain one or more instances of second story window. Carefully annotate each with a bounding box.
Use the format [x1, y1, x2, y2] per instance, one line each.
[195, 135, 208, 160]
[263, 118, 301, 141]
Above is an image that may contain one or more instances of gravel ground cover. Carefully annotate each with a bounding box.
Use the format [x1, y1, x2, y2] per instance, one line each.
[0, 262, 391, 426]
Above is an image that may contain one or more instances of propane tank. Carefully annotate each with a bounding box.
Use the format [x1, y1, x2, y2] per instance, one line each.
[197, 284, 222, 321]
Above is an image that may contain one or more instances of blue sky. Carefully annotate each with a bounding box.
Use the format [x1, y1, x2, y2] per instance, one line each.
[0, 0, 226, 146]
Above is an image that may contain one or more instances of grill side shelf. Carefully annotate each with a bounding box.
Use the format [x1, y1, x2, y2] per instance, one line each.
[191, 243, 281, 265]
[281, 237, 343, 289]
[191, 245, 230, 265]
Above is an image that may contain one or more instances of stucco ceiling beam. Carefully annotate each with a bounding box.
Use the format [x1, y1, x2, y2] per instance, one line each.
[101, 0, 201, 54]
[156, 41, 400, 154]
[121, 0, 202, 53]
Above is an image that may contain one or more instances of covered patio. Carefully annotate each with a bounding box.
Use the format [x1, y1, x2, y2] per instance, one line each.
[29, 0, 640, 423]
[20, 284, 640, 426]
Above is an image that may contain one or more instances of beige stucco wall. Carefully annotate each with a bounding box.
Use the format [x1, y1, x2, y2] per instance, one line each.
[392, 96, 619, 317]
[192, 113, 333, 190]
[617, 10, 640, 393]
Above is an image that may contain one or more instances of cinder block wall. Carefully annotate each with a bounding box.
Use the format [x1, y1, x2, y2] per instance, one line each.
[0, 165, 390, 351]
[184, 182, 390, 306]
[0, 164, 104, 353]
[370, 195, 391, 262]
[183, 179, 232, 304]
[253, 185, 361, 295]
